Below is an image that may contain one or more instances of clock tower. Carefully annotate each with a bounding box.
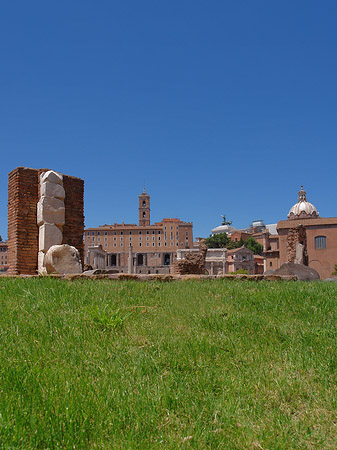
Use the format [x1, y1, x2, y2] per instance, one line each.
[139, 188, 150, 226]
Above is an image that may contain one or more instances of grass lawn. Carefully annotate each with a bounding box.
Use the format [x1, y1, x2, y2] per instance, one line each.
[0, 278, 336, 449]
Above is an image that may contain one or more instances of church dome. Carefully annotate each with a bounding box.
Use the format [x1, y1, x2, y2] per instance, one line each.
[288, 186, 319, 220]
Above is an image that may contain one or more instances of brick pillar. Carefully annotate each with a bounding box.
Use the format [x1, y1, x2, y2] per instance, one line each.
[8, 167, 85, 275]
[62, 175, 85, 264]
[7, 167, 39, 275]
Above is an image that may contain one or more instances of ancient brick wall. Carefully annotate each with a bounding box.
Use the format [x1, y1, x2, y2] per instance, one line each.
[286, 225, 307, 264]
[62, 175, 84, 264]
[7, 167, 84, 275]
[7, 167, 39, 275]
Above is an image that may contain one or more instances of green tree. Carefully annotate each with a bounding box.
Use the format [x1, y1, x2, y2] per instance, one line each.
[205, 232, 263, 254]
[243, 236, 263, 255]
[205, 232, 231, 249]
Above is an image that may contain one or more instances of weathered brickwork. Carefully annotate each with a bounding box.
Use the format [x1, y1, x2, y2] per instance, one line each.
[7, 168, 39, 275]
[173, 243, 207, 275]
[62, 175, 84, 263]
[8, 167, 84, 275]
[286, 225, 307, 264]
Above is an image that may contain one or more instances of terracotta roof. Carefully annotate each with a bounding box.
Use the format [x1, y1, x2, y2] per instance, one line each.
[227, 246, 250, 254]
[277, 217, 337, 230]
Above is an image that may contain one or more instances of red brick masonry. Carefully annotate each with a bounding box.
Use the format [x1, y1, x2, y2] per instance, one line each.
[7, 167, 84, 275]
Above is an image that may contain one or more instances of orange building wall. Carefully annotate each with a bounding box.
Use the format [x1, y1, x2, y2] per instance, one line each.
[277, 220, 337, 279]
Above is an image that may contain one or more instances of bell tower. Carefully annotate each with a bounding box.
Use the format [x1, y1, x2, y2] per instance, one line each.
[139, 188, 150, 226]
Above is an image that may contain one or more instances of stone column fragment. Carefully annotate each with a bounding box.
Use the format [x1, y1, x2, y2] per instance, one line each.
[37, 170, 65, 274]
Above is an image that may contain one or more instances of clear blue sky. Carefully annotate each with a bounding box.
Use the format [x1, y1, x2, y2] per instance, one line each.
[1, 1, 336, 240]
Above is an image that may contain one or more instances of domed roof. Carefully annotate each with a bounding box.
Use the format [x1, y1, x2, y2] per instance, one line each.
[288, 186, 319, 220]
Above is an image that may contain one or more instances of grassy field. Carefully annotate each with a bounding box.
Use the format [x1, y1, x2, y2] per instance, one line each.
[0, 277, 336, 449]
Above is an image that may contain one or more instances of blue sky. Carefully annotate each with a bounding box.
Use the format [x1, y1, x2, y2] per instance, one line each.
[1, 1, 336, 240]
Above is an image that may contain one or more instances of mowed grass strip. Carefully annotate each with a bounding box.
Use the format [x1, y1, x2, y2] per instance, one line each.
[0, 278, 336, 449]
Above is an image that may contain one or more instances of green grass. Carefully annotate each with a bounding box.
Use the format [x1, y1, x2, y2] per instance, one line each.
[0, 278, 336, 449]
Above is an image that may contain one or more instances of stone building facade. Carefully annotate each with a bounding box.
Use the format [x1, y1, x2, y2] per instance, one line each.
[277, 186, 337, 279]
[0, 241, 8, 273]
[84, 189, 193, 274]
[176, 246, 256, 275]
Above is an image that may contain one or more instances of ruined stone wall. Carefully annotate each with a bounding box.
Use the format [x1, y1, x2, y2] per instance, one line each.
[173, 243, 208, 275]
[286, 225, 307, 264]
[7, 167, 84, 275]
[7, 167, 39, 275]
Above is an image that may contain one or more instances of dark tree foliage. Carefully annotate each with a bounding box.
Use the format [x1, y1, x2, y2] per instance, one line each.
[204, 233, 231, 249]
[243, 236, 263, 255]
[205, 232, 263, 255]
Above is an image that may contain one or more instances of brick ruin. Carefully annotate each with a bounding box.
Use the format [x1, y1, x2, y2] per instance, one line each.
[173, 242, 208, 275]
[7, 167, 84, 275]
[286, 224, 308, 265]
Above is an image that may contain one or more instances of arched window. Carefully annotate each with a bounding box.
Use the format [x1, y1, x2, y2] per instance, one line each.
[315, 236, 327, 249]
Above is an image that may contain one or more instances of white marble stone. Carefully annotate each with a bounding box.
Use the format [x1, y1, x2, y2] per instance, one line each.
[40, 182, 65, 199]
[45, 244, 82, 274]
[38, 251, 47, 275]
[37, 197, 65, 226]
[39, 223, 63, 252]
[40, 170, 63, 185]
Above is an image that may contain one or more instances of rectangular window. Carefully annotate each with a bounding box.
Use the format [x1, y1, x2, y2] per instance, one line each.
[315, 236, 327, 249]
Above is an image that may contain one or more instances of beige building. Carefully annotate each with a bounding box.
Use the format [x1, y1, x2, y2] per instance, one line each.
[0, 241, 8, 273]
[84, 189, 193, 273]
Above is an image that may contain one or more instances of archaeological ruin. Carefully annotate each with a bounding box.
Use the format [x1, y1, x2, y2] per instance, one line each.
[7, 167, 84, 275]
